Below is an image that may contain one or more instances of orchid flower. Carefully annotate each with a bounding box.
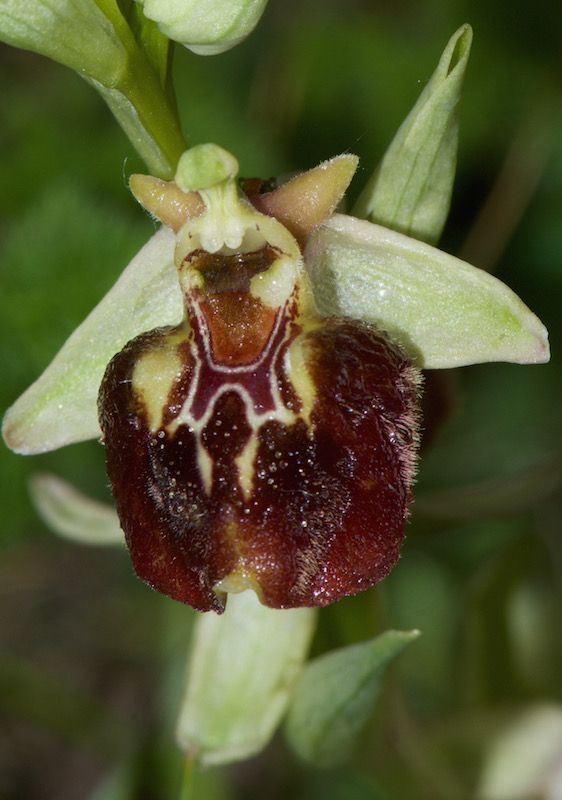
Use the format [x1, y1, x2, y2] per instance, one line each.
[3, 141, 549, 611]
[2, 141, 548, 762]
[1, 23, 550, 766]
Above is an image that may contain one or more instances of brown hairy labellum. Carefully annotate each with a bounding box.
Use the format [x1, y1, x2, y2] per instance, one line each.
[98, 170, 421, 612]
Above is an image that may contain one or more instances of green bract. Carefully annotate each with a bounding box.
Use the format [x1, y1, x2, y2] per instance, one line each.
[139, 0, 269, 54]
[0, 0, 127, 82]
[176, 591, 316, 765]
[354, 24, 472, 245]
[285, 630, 420, 767]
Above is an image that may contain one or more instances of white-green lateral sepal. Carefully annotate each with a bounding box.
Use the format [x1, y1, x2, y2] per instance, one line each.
[306, 214, 549, 369]
[2, 227, 181, 455]
[141, 0, 269, 55]
[353, 24, 472, 244]
[285, 629, 420, 767]
[176, 590, 316, 766]
[30, 474, 124, 546]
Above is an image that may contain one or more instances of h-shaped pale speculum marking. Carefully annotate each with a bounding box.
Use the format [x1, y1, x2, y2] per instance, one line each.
[132, 176, 318, 500]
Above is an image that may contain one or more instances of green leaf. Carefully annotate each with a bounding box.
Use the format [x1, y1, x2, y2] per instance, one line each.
[176, 590, 316, 766]
[0, 0, 128, 84]
[306, 214, 549, 369]
[29, 473, 124, 546]
[353, 24, 472, 245]
[0, 0, 186, 177]
[2, 227, 182, 454]
[285, 629, 420, 767]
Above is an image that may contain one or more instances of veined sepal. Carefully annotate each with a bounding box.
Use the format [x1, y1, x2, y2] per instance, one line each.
[306, 214, 550, 369]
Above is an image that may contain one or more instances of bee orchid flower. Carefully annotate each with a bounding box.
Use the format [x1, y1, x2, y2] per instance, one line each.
[3, 142, 549, 613]
[1, 26, 550, 766]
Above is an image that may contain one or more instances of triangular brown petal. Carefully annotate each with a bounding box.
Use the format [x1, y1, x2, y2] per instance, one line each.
[129, 174, 205, 232]
[249, 154, 358, 245]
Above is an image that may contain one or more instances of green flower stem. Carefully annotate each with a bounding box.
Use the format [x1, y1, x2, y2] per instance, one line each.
[177, 753, 196, 800]
[94, 0, 187, 176]
[112, 53, 187, 177]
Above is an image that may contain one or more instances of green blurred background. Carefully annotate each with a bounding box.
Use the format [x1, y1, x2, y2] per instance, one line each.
[1, 0, 561, 798]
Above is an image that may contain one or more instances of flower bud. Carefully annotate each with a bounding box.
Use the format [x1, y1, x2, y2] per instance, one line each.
[139, 0, 269, 54]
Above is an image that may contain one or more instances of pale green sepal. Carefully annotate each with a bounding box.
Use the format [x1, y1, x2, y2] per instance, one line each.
[2, 227, 181, 455]
[353, 25, 472, 245]
[176, 590, 316, 766]
[30, 474, 124, 546]
[306, 214, 550, 369]
[0, 0, 127, 84]
[478, 705, 562, 800]
[141, 0, 268, 55]
[285, 629, 420, 767]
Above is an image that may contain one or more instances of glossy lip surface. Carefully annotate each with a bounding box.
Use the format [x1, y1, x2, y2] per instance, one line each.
[99, 303, 420, 611]
[98, 170, 421, 613]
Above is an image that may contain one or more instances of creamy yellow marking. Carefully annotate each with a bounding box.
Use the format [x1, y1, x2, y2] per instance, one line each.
[249, 254, 300, 308]
[213, 570, 260, 595]
[196, 439, 214, 495]
[234, 434, 259, 501]
[132, 336, 185, 432]
[284, 320, 322, 428]
[212, 521, 262, 597]
[160, 286, 324, 500]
